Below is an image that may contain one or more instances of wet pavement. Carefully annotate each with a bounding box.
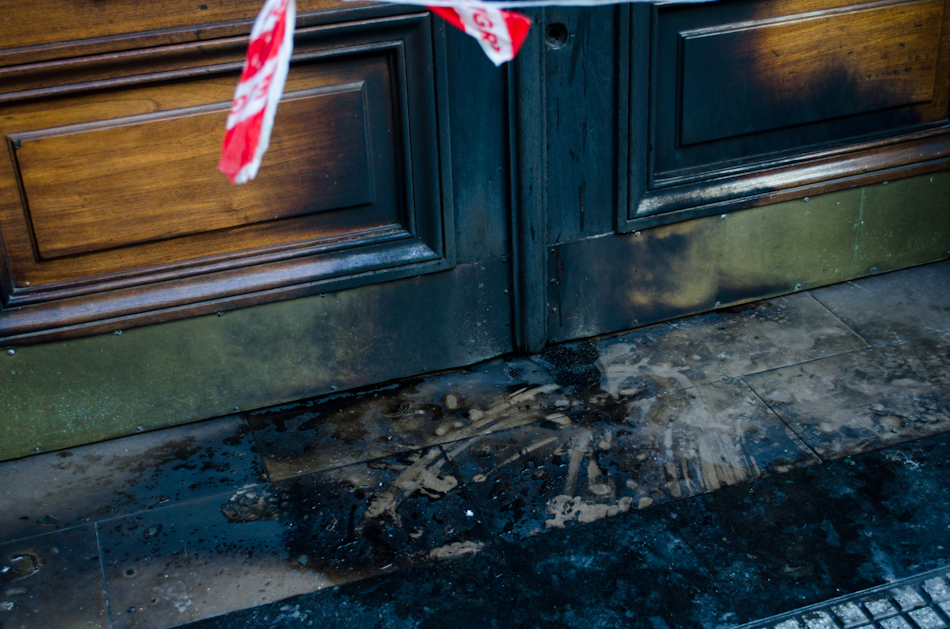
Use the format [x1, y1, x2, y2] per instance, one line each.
[0, 259, 948, 629]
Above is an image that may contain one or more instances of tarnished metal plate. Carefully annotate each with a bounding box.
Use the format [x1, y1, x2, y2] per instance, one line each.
[0, 258, 512, 462]
[550, 171, 950, 343]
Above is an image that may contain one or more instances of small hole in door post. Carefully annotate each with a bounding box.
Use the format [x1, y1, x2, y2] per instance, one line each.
[544, 23, 569, 49]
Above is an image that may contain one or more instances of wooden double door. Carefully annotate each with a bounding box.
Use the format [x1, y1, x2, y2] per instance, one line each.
[1, 0, 948, 459]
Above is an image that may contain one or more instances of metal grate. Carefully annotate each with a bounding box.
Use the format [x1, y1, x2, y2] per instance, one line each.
[737, 566, 950, 629]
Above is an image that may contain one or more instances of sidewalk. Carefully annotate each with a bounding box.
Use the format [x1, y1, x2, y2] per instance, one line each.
[1, 259, 948, 629]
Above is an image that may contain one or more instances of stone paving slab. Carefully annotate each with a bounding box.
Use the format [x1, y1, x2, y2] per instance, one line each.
[745, 331, 950, 459]
[97, 447, 491, 629]
[0, 525, 109, 629]
[246, 358, 564, 480]
[0, 415, 264, 544]
[445, 379, 818, 539]
[560, 291, 869, 396]
[246, 290, 867, 484]
[175, 431, 950, 629]
[810, 259, 950, 346]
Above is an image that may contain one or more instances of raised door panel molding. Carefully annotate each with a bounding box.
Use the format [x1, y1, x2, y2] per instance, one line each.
[0, 0, 391, 67]
[14, 85, 374, 260]
[679, 0, 943, 145]
[0, 14, 453, 344]
[0, 0, 348, 52]
[625, 0, 950, 229]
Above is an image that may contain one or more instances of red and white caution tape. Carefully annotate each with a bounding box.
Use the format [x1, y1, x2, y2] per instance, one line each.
[428, 4, 531, 66]
[219, 0, 526, 183]
[218, 0, 296, 184]
[220, 0, 712, 183]
[372, 0, 714, 6]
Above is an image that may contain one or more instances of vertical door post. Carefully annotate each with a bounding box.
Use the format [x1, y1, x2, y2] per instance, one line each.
[509, 8, 549, 353]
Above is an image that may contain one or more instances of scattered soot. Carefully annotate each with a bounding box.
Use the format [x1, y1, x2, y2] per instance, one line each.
[536, 342, 602, 390]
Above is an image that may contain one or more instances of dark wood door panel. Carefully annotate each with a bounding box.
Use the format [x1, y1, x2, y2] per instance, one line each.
[622, 0, 950, 228]
[0, 54, 400, 290]
[14, 85, 374, 260]
[534, 3, 950, 352]
[653, 0, 950, 181]
[680, 0, 943, 146]
[0, 0, 350, 57]
[0, 14, 451, 343]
